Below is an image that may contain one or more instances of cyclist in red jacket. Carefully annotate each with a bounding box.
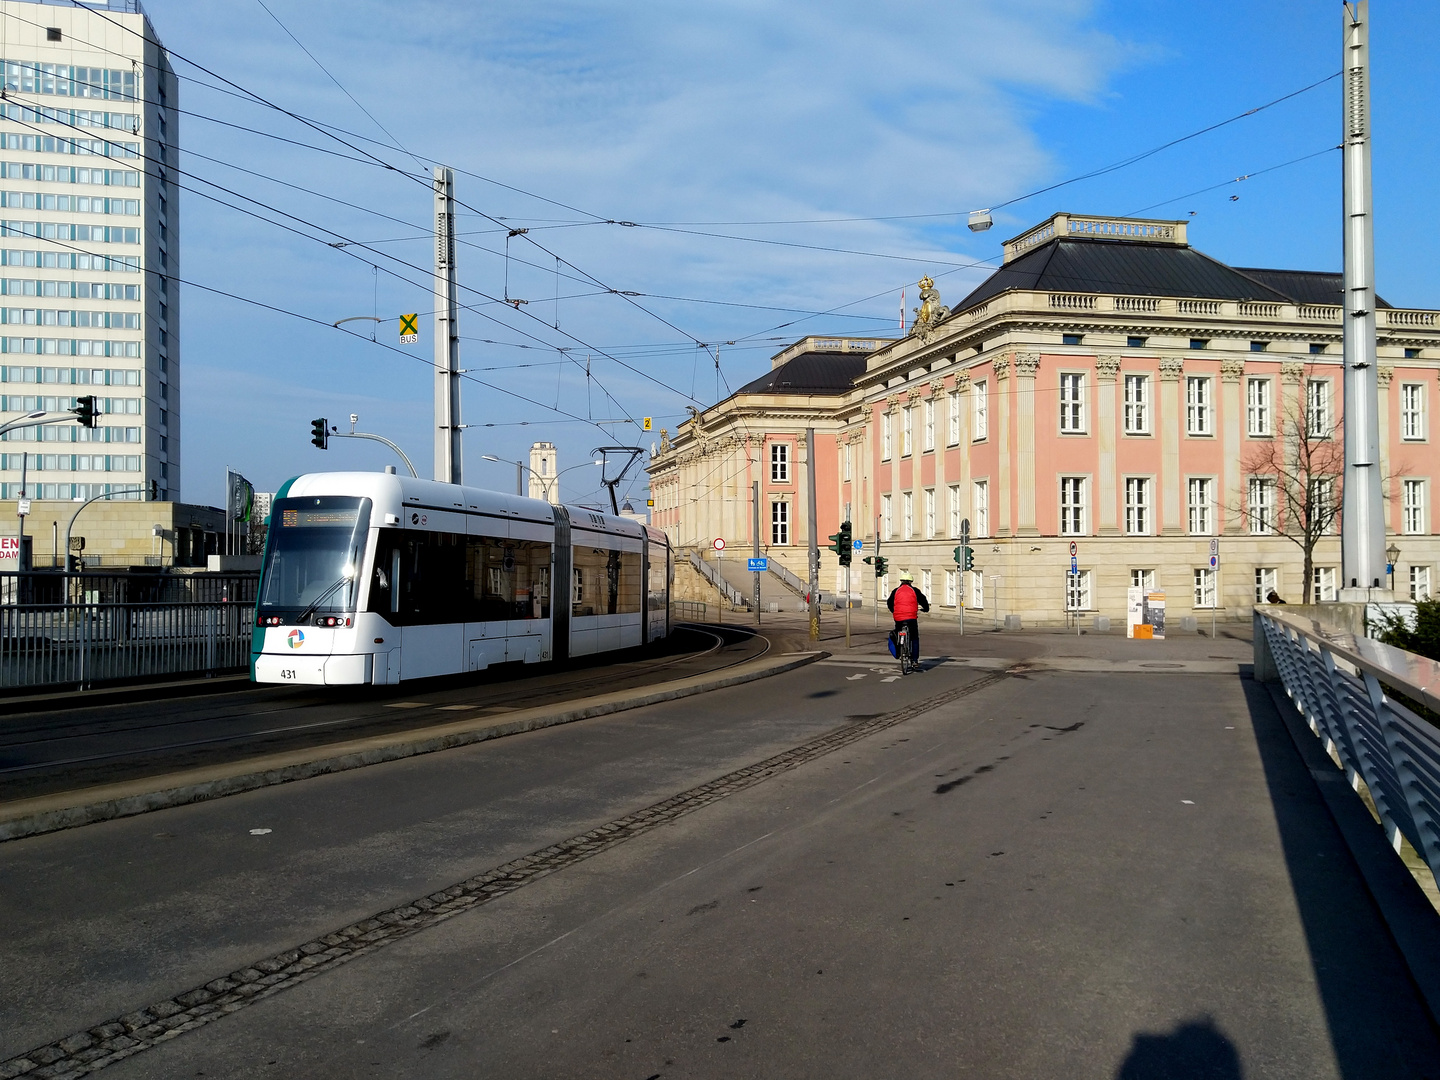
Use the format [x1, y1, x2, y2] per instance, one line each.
[887, 571, 930, 665]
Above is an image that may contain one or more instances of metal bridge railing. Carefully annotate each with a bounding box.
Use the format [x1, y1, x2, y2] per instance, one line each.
[1255, 608, 1440, 884]
[1, 571, 259, 690]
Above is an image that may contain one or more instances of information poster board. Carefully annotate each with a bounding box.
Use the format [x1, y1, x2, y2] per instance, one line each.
[1127, 588, 1166, 640]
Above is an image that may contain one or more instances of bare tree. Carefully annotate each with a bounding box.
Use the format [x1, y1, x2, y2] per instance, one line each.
[1234, 372, 1343, 604]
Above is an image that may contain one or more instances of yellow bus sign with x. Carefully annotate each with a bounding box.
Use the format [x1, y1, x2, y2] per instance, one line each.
[399, 313, 419, 344]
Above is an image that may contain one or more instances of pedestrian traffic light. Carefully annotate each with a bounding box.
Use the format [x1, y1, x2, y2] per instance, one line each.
[310, 417, 329, 450]
[72, 394, 97, 429]
[873, 556, 887, 578]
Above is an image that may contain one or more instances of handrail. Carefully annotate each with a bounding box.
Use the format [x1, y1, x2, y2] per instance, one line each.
[1255, 607, 1440, 882]
[683, 549, 744, 607]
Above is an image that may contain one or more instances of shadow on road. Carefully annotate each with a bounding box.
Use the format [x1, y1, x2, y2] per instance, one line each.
[1115, 1016, 1242, 1079]
[1238, 675, 1440, 1077]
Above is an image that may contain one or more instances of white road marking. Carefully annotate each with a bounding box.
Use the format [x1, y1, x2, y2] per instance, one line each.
[881, 676, 900, 683]
[249, 828, 272, 835]
[1181, 800, 1195, 805]
[846, 674, 867, 681]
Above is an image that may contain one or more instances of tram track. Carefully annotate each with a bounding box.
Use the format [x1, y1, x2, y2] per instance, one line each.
[0, 624, 767, 803]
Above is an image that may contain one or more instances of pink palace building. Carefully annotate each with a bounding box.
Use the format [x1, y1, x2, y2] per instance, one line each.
[647, 213, 1440, 625]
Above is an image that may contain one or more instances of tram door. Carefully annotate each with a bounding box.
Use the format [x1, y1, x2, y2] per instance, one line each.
[551, 506, 572, 662]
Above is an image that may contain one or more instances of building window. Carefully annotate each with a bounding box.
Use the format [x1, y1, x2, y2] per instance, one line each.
[924, 488, 935, 538]
[948, 484, 961, 537]
[923, 399, 935, 452]
[1187, 477, 1213, 535]
[770, 501, 789, 545]
[1194, 568, 1217, 608]
[1405, 348, 1422, 360]
[1247, 477, 1275, 534]
[1127, 336, 1147, 348]
[945, 568, 957, 607]
[1313, 567, 1337, 603]
[902, 406, 913, 457]
[1059, 373, 1085, 433]
[1190, 339, 1208, 350]
[1066, 569, 1093, 611]
[1403, 479, 1426, 535]
[1402, 383, 1426, 441]
[770, 442, 789, 483]
[1255, 567, 1278, 604]
[1124, 477, 1150, 535]
[970, 569, 985, 609]
[843, 442, 852, 482]
[1250, 341, 1267, 352]
[1307, 379, 1333, 438]
[1059, 476, 1086, 535]
[972, 380, 987, 440]
[1410, 565, 1431, 601]
[973, 480, 989, 538]
[1123, 373, 1149, 434]
[881, 411, 893, 460]
[948, 390, 960, 445]
[1185, 376, 1213, 435]
[921, 568, 933, 599]
[1131, 568, 1156, 591]
[902, 491, 913, 539]
[1246, 378, 1272, 437]
[1062, 333, 1083, 346]
[882, 493, 893, 539]
[1310, 477, 1335, 533]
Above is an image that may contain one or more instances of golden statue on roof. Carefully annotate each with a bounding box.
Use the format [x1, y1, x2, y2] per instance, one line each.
[910, 276, 951, 341]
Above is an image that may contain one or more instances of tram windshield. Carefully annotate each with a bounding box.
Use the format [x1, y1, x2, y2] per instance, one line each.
[259, 496, 372, 615]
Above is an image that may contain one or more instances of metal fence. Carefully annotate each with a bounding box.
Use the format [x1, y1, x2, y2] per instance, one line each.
[1255, 608, 1440, 884]
[1, 571, 259, 690]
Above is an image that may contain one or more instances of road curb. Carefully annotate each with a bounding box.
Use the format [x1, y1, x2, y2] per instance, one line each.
[0, 650, 826, 844]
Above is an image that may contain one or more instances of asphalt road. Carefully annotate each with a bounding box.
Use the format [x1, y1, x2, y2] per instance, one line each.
[3, 624, 1437, 1078]
[0, 624, 770, 802]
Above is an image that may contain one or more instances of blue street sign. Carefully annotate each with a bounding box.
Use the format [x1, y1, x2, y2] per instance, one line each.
[853, 539, 863, 551]
[748, 557, 768, 572]
[1210, 556, 1217, 568]
[1070, 557, 1078, 572]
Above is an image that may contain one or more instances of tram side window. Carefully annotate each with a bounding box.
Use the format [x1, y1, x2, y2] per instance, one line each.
[646, 541, 667, 612]
[369, 528, 551, 624]
[466, 537, 551, 620]
[572, 544, 641, 616]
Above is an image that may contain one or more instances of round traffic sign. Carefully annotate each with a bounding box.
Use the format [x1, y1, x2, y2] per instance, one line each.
[713, 537, 725, 551]
[1069, 541, 1077, 556]
[1210, 556, 1217, 568]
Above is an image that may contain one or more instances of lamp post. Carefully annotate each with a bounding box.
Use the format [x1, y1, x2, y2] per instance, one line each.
[483, 455, 602, 501]
[1387, 541, 1401, 594]
[536, 460, 604, 503]
[481, 454, 527, 496]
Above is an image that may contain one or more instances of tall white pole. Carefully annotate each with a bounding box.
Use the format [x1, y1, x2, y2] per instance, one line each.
[433, 166, 462, 484]
[1341, 1, 1385, 592]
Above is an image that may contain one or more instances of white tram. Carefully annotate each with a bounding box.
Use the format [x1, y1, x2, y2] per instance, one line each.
[250, 471, 672, 686]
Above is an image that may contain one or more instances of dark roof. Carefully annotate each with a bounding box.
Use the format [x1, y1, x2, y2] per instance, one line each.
[734, 351, 867, 396]
[1233, 267, 1392, 309]
[955, 238, 1296, 311]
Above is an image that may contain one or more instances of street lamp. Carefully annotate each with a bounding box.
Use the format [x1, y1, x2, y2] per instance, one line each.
[481, 454, 527, 496]
[482, 455, 603, 501]
[1387, 542, 1401, 592]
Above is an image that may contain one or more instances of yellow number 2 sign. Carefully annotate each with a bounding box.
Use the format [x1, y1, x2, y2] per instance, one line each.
[642, 417, 652, 431]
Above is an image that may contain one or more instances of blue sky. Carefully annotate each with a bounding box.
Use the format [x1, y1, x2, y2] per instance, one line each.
[131, 0, 1438, 507]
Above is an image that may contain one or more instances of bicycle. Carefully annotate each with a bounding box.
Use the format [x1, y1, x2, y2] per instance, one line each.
[896, 623, 913, 676]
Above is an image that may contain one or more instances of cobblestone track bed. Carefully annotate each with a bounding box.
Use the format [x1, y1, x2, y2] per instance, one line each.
[0, 670, 1010, 1079]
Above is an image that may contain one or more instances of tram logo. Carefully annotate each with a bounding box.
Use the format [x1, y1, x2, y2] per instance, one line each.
[287, 629, 305, 649]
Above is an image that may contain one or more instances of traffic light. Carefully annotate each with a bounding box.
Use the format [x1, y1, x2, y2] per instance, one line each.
[829, 521, 853, 566]
[73, 394, 97, 429]
[310, 417, 329, 450]
[953, 545, 965, 565]
[964, 546, 975, 572]
[873, 556, 888, 578]
[149, 479, 159, 501]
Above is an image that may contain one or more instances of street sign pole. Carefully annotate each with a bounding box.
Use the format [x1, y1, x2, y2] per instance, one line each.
[874, 516, 881, 629]
[713, 536, 725, 625]
[1070, 540, 1079, 636]
[1210, 538, 1220, 639]
[752, 480, 761, 628]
